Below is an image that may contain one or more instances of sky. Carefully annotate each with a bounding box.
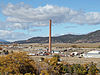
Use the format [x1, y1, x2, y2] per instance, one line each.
[0, 0, 100, 41]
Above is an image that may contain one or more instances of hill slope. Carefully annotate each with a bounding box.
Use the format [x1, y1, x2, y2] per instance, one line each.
[14, 30, 100, 43]
[76, 30, 100, 43]
[0, 39, 10, 44]
[0, 39, 8, 42]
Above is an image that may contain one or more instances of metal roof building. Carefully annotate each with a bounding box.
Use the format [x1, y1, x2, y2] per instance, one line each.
[83, 50, 100, 58]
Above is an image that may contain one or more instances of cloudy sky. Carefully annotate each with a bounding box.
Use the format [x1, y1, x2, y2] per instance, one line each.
[0, 0, 100, 41]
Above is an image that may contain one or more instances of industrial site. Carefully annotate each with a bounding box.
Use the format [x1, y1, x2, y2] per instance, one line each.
[0, 0, 100, 75]
[0, 20, 100, 67]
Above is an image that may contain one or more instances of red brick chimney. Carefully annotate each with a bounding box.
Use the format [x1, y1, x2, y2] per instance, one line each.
[49, 20, 52, 52]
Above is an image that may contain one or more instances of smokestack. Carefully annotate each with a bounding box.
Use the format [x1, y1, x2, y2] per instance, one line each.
[49, 19, 52, 52]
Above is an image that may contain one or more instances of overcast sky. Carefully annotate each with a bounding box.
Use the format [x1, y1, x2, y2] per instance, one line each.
[0, 0, 100, 41]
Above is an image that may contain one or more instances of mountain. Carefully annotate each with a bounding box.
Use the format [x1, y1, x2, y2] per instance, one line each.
[0, 39, 8, 42]
[14, 30, 100, 44]
[0, 39, 10, 44]
[75, 30, 100, 43]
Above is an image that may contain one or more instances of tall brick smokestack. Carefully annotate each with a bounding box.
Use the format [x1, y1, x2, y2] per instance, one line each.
[49, 19, 52, 52]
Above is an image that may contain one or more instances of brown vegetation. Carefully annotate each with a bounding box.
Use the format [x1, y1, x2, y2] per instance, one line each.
[0, 53, 99, 75]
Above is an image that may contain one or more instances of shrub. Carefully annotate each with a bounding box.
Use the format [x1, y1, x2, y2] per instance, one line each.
[88, 62, 99, 75]
[71, 45, 77, 48]
[0, 52, 37, 74]
[0, 47, 2, 50]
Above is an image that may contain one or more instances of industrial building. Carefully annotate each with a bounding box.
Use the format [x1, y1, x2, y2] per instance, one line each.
[83, 50, 100, 58]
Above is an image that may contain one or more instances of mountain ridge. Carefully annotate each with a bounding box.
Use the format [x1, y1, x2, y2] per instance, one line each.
[0, 39, 9, 42]
[13, 30, 100, 44]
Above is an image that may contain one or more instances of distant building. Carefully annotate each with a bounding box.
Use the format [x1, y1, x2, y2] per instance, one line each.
[83, 50, 100, 58]
[51, 50, 60, 54]
[28, 53, 35, 56]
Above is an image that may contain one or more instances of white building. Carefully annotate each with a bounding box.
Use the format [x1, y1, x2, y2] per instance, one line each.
[28, 53, 35, 56]
[83, 50, 100, 58]
[51, 51, 60, 54]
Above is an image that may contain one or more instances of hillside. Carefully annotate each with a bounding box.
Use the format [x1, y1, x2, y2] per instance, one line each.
[0, 39, 10, 44]
[14, 30, 100, 43]
[76, 30, 100, 43]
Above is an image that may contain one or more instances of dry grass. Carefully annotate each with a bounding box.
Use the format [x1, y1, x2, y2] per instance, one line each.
[23, 43, 100, 48]
[30, 56, 100, 68]
[51, 43, 100, 48]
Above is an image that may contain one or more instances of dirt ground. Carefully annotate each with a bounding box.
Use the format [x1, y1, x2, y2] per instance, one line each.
[30, 56, 100, 68]
[61, 57, 100, 68]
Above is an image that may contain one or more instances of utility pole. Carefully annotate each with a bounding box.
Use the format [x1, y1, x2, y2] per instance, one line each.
[49, 19, 52, 52]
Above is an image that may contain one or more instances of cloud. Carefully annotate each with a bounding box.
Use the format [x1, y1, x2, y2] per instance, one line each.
[0, 20, 41, 41]
[1, 2, 100, 41]
[0, 30, 28, 41]
[65, 26, 77, 28]
[0, 21, 7, 30]
[2, 3, 100, 26]
[29, 29, 41, 32]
